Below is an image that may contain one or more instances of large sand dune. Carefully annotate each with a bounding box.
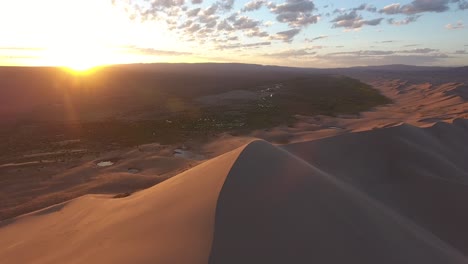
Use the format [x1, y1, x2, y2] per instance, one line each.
[0, 145, 244, 264]
[2, 120, 468, 263]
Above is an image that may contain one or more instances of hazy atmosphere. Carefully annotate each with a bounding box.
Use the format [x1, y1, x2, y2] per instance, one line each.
[1, 0, 467, 68]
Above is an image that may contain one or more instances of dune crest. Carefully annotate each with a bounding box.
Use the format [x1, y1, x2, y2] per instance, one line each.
[208, 140, 466, 264]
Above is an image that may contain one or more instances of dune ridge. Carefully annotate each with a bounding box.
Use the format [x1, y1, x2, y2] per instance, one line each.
[284, 119, 468, 256]
[1, 121, 468, 263]
[208, 140, 466, 264]
[0, 145, 245, 264]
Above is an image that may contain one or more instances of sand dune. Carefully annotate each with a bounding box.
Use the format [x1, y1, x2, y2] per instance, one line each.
[0, 146, 244, 264]
[336, 79, 468, 131]
[246, 76, 468, 144]
[2, 120, 468, 263]
[284, 119, 468, 256]
[209, 140, 466, 263]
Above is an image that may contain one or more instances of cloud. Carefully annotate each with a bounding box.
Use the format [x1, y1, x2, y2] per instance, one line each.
[150, 0, 185, 9]
[353, 3, 377, 12]
[217, 19, 234, 31]
[317, 53, 451, 66]
[272, 28, 301, 42]
[446, 20, 464, 29]
[110, 0, 465, 64]
[379, 3, 402, 14]
[353, 4, 366, 11]
[460, 1, 468, 9]
[187, 23, 202, 33]
[399, 48, 439, 53]
[305, 35, 328, 42]
[379, 0, 451, 15]
[242, 0, 266, 12]
[202, 4, 218, 16]
[379, 0, 450, 15]
[232, 15, 260, 29]
[454, 0, 468, 9]
[403, 44, 421, 47]
[218, 41, 271, 49]
[328, 50, 395, 56]
[218, 0, 235, 11]
[270, 0, 314, 14]
[269, 0, 319, 27]
[264, 48, 316, 58]
[331, 10, 359, 23]
[388, 15, 420, 25]
[331, 11, 383, 29]
[215, 14, 269, 39]
[198, 12, 218, 24]
[326, 48, 440, 57]
[186, 8, 201, 16]
[178, 19, 193, 29]
[245, 28, 270, 37]
[364, 18, 385, 25]
[318, 48, 451, 66]
[126, 46, 192, 56]
[455, 50, 467, 54]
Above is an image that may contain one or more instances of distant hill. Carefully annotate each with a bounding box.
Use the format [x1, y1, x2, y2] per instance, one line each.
[345, 64, 454, 72]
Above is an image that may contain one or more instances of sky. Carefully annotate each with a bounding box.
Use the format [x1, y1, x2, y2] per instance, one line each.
[0, 0, 467, 69]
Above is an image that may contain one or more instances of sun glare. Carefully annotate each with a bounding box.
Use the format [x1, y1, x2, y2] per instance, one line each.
[65, 62, 98, 72]
[63, 57, 102, 72]
[3, 0, 136, 70]
[43, 42, 113, 72]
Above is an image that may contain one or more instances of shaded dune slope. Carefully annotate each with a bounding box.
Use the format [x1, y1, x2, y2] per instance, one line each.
[2, 120, 468, 263]
[284, 118, 468, 256]
[208, 140, 466, 264]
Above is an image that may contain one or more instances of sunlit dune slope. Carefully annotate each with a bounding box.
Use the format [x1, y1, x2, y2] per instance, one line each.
[0, 145, 245, 264]
[1, 120, 468, 263]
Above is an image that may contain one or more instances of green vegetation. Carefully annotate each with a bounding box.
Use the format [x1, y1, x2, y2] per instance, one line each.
[0, 68, 391, 163]
[274, 75, 391, 116]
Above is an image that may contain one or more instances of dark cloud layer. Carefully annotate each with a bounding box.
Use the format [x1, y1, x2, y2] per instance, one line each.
[388, 15, 420, 25]
[273, 28, 301, 42]
[218, 41, 271, 49]
[326, 48, 442, 57]
[127, 46, 192, 56]
[264, 48, 316, 58]
[269, 0, 319, 28]
[380, 0, 451, 15]
[305, 35, 328, 42]
[331, 10, 383, 29]
[242, 0, 266, 12]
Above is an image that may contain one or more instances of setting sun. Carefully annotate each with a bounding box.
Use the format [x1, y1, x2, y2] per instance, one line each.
[44, 43, 112, 71]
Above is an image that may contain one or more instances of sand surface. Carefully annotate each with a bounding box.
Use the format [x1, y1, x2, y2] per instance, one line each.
[209, 140, 466, 263]
[0, 146, 244, 264]
[2, 130, 468, 263]
[2, 73, 468, 263]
